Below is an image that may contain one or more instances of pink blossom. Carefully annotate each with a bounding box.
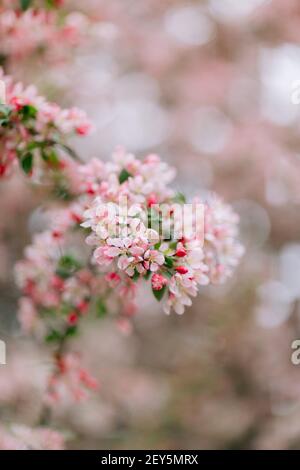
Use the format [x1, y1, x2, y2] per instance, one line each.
[46, 353, 98, 405]
[144, 249, 165, 272]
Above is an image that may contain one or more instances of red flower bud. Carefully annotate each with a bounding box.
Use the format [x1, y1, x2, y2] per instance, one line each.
[71, 212, 82, 224]
[86, 183, 96, 195]
[52, 230, 62, 239]
[0, 164, 7, 176]
[175, 266, 188, 275]
[67, 312, 78, 326]
[147, 194, 158, 208]
[176, 247, 187, 257]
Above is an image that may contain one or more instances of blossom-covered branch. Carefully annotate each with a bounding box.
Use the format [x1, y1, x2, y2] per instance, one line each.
[14, 147, 244, 408]
[0, 1, 88, 63]
[0, 69, 91, 178]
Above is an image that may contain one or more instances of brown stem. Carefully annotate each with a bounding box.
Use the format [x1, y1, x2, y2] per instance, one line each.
[37, 333, 68, 427]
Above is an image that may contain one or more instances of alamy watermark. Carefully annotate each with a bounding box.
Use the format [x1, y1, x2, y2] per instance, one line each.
[291, 80, 300, 105]
[91, 195, 205, 244]
[291, 339, 300, 365]
[0, 339, 6, 365]
[0, 80, 6, 104]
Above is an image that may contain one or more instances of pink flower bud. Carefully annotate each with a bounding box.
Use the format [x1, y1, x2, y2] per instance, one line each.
[77, 300, 89, 314]
[51, 275, 65, 291]
[151, 273, 168, 291]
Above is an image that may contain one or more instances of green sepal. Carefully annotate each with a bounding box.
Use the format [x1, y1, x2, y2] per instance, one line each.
[152, 285, 166, 301]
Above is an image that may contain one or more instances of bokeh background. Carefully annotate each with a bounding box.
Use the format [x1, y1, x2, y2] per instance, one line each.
[1, 0, 300, 449]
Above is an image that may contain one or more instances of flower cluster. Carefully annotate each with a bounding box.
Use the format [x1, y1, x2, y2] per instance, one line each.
[14, 219, 100, 404]
[15, 199, 138, 337]
[0, 69, 91, 178]
[79, 148, 244, 315]
[46, 352, 98, 404]
[0, 2, 88, 63]
[15, 229, 92, 338]
[14, 200, 137, 402]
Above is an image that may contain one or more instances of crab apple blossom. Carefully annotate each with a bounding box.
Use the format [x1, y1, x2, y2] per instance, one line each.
[46, 352, 98, 405]
[0, 3, 88, 63]
[0, 69, 91, 179]
[15, 229, 94, 337]
[80, 149, 244, 315]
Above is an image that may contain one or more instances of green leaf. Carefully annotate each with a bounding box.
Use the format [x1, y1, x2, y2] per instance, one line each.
[96, 299, 107, 317]
[164, 270, 173, 279]
[0, 104, 11, 126]
[42, 149, 60, 168]
[20, 104, 37, 121]
[144, 270, 151, 280]
[164, 256, 174, 269]
[65, 325, 78, 338]
[152, 285, 166, 301]
[59, 303, 73, 316]
[47, 151, 60, 167]
[52, 180, 73, 201]
[20, 0, 32, 11]
[0, 118, 9, 127]
[169, 241, 178, 250]
[20, 152, 33, 174]
[45, 0, 58, 8]
[132, 269, 140, 282]
[173, 192, 186, 204]
[119, 168, 132, 184]
[41, 307, 56, 316]
[56, 255, 81, 279]
[56, 143, 80, 161]
[26, 141, 42, 151]
[45, 329, 62, 343]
